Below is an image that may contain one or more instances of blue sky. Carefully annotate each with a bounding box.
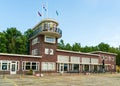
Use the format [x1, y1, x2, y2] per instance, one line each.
[0, 0, 120, 47]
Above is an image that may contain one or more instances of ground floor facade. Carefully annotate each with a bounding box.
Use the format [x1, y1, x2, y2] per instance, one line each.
[0, 50, 116, 74]
[0, 60, 113, 75]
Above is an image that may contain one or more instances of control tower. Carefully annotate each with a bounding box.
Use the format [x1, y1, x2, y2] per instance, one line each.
[29, 18, 62, 57]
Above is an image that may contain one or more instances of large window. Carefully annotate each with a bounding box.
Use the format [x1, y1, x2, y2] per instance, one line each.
[42, 62, 55, 71]
[0, 60, 19, 71]
[45, 36, 56, 43]
[22, 61, 39, 71]
[1, 61, 10, 71]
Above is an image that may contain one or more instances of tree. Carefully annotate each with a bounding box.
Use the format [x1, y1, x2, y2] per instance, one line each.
[0, 32, 7, 53]
[72, 43, 81, 51]
[64, 43, 72, 50]
[81, 46, 93, 52]
[4, 27, 23, 54]
[97, 42, 110, 52]
[58, 39, 65, 49]
[24, 29, 33, 54]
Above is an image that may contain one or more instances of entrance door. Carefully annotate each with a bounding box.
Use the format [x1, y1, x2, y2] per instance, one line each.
[10, 62, 17, 74]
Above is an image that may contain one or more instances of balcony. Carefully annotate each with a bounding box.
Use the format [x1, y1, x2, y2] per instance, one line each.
[29, 27, 62, 39]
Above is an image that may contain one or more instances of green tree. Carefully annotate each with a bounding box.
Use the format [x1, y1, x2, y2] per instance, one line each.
[4, 27, 23, 54]
[58, 39, 65, 49]
[97, 42, 110, 52]
[64, 43, 72, 50]
[81, 46, 93, 52]
[72, 43, 81, 51]
[0, 32, 7, 53]
[24, 29, 33, 54]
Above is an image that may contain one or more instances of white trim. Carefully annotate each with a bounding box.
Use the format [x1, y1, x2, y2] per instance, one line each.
[0, 53, 42, 58]
[70, 62, 80, 64]
[22, 61, 39, 71]
[57, 49, 99, 56]
[56, 61, 70, 64]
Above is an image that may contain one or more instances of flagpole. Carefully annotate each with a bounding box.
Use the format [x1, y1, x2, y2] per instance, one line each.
[46, 2, 48, 18]
[42, 3, 44, 19]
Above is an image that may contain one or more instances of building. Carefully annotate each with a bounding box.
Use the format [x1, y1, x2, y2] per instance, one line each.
[0, 18, 117, 74]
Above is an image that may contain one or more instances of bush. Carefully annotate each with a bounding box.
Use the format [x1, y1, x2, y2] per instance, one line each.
[26, 69, 33, 75]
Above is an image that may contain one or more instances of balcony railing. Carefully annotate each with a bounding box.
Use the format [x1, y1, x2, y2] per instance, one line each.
[29, 27, 62, 38]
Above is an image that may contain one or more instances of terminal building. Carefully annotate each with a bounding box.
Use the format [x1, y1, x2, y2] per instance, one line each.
[0, 18, 117, 74]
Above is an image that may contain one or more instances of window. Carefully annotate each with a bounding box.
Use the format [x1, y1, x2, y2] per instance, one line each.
[45, 48, 49, 54]
[49, 49, 54, 55]
[45, 48, 54, 55]
[42, 62, 55, 71]
[32, 49, 39, 56]
[26, 62, 31, 70]
[0, 61, 19, 71]
[57, 55, 69, 63]
[22, 61, 39, 71]
[111, 57, 114, 61]
[45, 36, 56, 43]
[32, 37, 39, 45]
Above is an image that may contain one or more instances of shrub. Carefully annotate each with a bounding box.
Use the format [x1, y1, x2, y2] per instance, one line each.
[26, 69, 33, 75]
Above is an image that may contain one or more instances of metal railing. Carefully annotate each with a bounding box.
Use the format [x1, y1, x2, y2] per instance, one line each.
[29, 27, 62, 38]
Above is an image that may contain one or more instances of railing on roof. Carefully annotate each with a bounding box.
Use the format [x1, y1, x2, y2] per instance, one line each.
[29, 27, 62, 38]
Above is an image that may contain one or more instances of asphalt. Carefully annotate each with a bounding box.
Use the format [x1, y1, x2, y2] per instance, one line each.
[0, 73, 120, 86]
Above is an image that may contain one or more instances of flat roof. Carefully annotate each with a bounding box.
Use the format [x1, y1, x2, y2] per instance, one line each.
[56, 49, 99, 57]
[0, 53, 42, 58]
[90, 51, 117, 56]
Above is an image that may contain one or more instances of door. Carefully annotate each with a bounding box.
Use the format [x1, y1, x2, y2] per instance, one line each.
[10, 62, 17, 74]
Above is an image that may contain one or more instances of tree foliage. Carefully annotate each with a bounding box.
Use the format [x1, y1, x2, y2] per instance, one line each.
[0, 27, 33, 55]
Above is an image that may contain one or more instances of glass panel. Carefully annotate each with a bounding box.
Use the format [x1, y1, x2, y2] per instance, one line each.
[45, 36, 55, 43]
[84, 65, 89, 72]
[26, 62, 30, 66]
[32, 62, 36, 66]
[2, 63, 7, 70]
[32, 66, 36, 70]
[64, 64, 68, 71]
[11, 64, 15, 71]
[74, 64, 79, 70]
[26, 66, 30, 70]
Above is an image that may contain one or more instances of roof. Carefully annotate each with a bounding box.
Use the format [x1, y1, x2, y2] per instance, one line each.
[90, 51, 117, 56]
[0, 53, 42, 58]
[56, 49, 99, 57]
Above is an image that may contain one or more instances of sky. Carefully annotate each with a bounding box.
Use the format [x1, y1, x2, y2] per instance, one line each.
[0, 0, 120, 47]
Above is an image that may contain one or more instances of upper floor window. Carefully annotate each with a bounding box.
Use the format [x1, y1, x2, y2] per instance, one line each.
[45, 36, 56, 43]
[32, 49, 39, 56]
[45, 48, 54, 55]
[32, 37, 39, 45]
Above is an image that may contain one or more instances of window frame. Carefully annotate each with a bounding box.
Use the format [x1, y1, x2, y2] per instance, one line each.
[44, 36, 56, 43]
[22, 61, 39, 71]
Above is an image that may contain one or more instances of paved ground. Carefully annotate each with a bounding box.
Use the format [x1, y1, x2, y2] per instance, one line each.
[0, 73, 120, 86]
